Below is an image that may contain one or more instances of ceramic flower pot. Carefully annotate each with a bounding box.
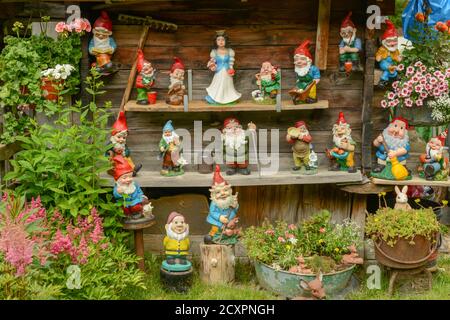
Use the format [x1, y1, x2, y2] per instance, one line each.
[41, 77, 62, 101]
[395, 103, 448, 126]
[147, 91, 157, 104]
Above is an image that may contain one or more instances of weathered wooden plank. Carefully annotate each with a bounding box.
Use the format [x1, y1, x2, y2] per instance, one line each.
[315, 0, 331, 70]
[372, 176, 450, 187]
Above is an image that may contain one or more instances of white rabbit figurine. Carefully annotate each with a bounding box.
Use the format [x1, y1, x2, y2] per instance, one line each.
[394, 185, 412, 210]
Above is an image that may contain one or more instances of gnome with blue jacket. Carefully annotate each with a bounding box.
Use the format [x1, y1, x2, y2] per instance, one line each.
[158, 120, 186, 176]
[204, 165, 240, 245]
[88, 11, 117, 75]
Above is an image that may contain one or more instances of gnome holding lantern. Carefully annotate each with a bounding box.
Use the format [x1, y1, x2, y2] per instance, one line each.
[166, 57, 186, 106]
[159, 120, 186, 176]
[376, 19, 402, 88]
[135, 49, 156, 105]
[339, 12, 363, 73]
[286, 121, 318, 174]
[106, 111, 142, 177]
[289, 40, 321, 104]
[418, 130, 449, 181]
[252, 61, 281, 104]
[112, 155, 154, 223]
[163, 212, 191, 266]
[326, 112, 357, 173]
[88, 11, 117, 75]
[204, 165, 240, 245]
[372, 117, 411, 180]
[222, 117, 256, 176]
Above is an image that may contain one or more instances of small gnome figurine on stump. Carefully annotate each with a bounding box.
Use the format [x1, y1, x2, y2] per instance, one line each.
[286, 121, 318, 174]
[339, 12, 363, 73]
[88, 11, 117, 75]
[112, 155, 154, 224]
[326, 112, 357, 173]
[376, 19, 402, 89]
[252, 61, 280, 104]
[204, 165, 240, 245]
[159, 120, 186, 176]
[106, 111, 142, 177]
[166, 57, 186, 106]
[289, 40, 321, 104]
[135, 49, 156, 105]
[418, 130, 449, 181]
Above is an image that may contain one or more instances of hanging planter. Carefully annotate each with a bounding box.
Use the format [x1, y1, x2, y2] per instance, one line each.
[394, 101, 448, 126]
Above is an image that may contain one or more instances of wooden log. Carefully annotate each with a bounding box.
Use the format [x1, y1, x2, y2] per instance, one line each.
[350, 193, 367, 257]
[315, 0, 331, 70]
[200, 243, 235, 284]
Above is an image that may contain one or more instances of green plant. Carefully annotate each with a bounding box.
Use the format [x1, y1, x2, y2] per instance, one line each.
[242, 210, 361, 272]
[4, 68, 124, 239]
[365, 207, 443, 247]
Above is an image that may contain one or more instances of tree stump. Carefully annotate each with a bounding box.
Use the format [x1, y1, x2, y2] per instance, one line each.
[200, 244, 235, 284]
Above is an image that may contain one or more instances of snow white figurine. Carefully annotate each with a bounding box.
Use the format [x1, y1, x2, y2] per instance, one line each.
[205, 30, 241, 105]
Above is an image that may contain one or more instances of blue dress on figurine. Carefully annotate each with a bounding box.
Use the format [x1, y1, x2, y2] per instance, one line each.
[205, 48, 241, 104]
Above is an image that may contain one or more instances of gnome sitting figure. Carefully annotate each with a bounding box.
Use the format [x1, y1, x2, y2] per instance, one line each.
[163, 212, 191, 266]
[166, 57, 186, 106]
[376, 19, 402, 88]
[204, 165, 240, 245]
[326, 112, 357, 173]
[135, 49, 156, 105]
[286, 121, 318, 174]
[418, 130, 449, 181]
[88, 11, 117, 75]
[252, 61, 280, 104]
[106, 111, 142, 177]
[339, 12, 363, 73]
[289, 40, 321, 104]
[159, 120, 186, 176]
[112, 155, 154, 224]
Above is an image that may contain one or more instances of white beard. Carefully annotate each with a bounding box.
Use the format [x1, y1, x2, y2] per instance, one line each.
[295, 61, 312, 77]
[383, 128, 409, 150]
[212, 196, 234, 210]
[169, 76, 183, 89]
[110, 135, 126, 150]
[382, 39, 398, 52]
[93, 36, 112, 51]
[260, 72, 272, 81]
[427, 145, 443, 160]
[333, 135, 351, 148]
[163, 132, 179, 144]
[166, 223, 189, 241]
[298, 130, 310, 140]
[342, 32, 356, 45]
[222, 129, 247, 150]
[116, 181, 136, 195]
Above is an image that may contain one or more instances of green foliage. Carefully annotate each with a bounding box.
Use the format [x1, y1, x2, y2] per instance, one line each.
[365, 207, 443, 246]
[4, 69, 124, 239]
[242, 210, 361, 271]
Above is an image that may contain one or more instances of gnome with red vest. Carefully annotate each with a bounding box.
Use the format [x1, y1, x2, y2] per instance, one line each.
[88, 11, 117, 74]
[376, 19, 402, 88]
[418, 130, 449, 181]
[166, 57, 186, 106]
[106, 111, 142, 176]
[289, 40, 321, 104]
[205, 165, 240, 244]
[136, 49, 156, 105]
[286, 121, 317, 172]
[112, 155, 154, 223]
[327, 112, 357, 173]
[339, 12, 363, 72]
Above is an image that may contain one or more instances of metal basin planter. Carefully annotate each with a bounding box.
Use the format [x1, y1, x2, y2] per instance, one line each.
[253, 260, 355, 298]
[395, 105, 449, 127]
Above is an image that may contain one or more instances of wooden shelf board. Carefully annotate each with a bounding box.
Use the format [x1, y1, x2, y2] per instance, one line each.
[124, 99, 329, 112]
[103, 169, 362, 187]
[372, 176, 450, 187]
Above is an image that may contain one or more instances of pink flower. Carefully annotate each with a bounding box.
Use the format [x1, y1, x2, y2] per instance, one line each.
[406, 66, 415, 75]
[288, 224, 296, 230]
[420, 65, 427, 73]
[387, 91, 396, 100]
[265, 229, 275, 236]
[277, 236, 286, 243]
[420, 91, 428, 98]
[381, 100, 388, 108]
[319, 227, 326, 234]
[391, 99, 399, 107]
[414, 61, 423, 67]
[82, 18, 91, 32]
[415, 85, 423, 93]
[70, 19, 83, 33]
[55, 22, 66, 33]
[392, 81, 400, 89]
[64, 23, 72, 32]
[430, 77, 438, 85]
[416, 99, 424, 106]
[397, 64, 405, 71]
[405, 98, 414, 107]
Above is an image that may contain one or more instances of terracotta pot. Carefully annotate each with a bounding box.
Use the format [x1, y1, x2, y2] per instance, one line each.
[41, 77, 62, 101]
[344, 61, 353, 74]
[147, 91, 157, 104]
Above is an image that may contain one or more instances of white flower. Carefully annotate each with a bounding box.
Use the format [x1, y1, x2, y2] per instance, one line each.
[288, 237, 298, 245]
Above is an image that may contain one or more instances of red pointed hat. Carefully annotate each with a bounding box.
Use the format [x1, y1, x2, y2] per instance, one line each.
[112, 111, 128, 136]
[391, 116, 409, 129]
[112, 155, 133, 180]
[212, 165, 228, 185]
[166, 211, 184, 224]
[294, 40, 313, 60]
[223, 117, 240, 129]
[381, 19, 398, 40]
[341, 12, 355, 29]
[171, 57, 185, 73]
[295, 121, 307, 128]
[137, 49, 150, 73]
[438, 129, 448, 145]
[336, 112, 347, 125]
[93, 11, 113, 34]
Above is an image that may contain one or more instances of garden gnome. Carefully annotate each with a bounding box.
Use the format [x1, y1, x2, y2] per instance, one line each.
[204, 165, 240, 244]
[286, 121, 317, 173]
[159, 120, 186, 176]
[88, 11, 117, 75]
[163, 212, 190, 265]
[289, 40, 321, 104]
[339, 12, 362, 73]
[327, 112, 357, 173]
[166, 57, 186, 106]
[106, 111, 142, 177]
[252, 61, 280, 103]
[135, 49, 156, 105]
[418, 130, 449, 181]
[112, 155, 154, 223]
[376, 19, 402, 88]
[222, 117, 256, 175]
[372, 117, 410, 177]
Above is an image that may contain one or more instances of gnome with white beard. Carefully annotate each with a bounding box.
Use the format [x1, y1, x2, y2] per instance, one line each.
[418, 130, 449, 181]
[166, 57, 186, 106]
[339, 11, 362, 72]
[88, 11, 117, 75]
[159, 120, 186, 176]
[376, 19, 402, 88]
[204, 165, 240, 244]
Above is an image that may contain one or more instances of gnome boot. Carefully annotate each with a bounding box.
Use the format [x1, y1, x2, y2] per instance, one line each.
[292, 166, 301, 171]
[137, 99, 149, 105]
[133, 163, 143, 177]
[329, 162, 341, 171]
[305, 97, 317, 104]
[372, 164, 385, 173]
[339, 61, 346, 72]
[425, 165, 436, 180]
[347, 166, 357, 173]
[239, 167, 251, 175]
[305, 165, 311, 171]
[204, 234, 214, 244]
[226, 167, 237, 175]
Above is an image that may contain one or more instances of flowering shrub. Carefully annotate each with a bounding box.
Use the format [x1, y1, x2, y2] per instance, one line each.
[55, 18, 91, 35]
[242, 211, 361, 272]
[41, 64, 75, 81]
